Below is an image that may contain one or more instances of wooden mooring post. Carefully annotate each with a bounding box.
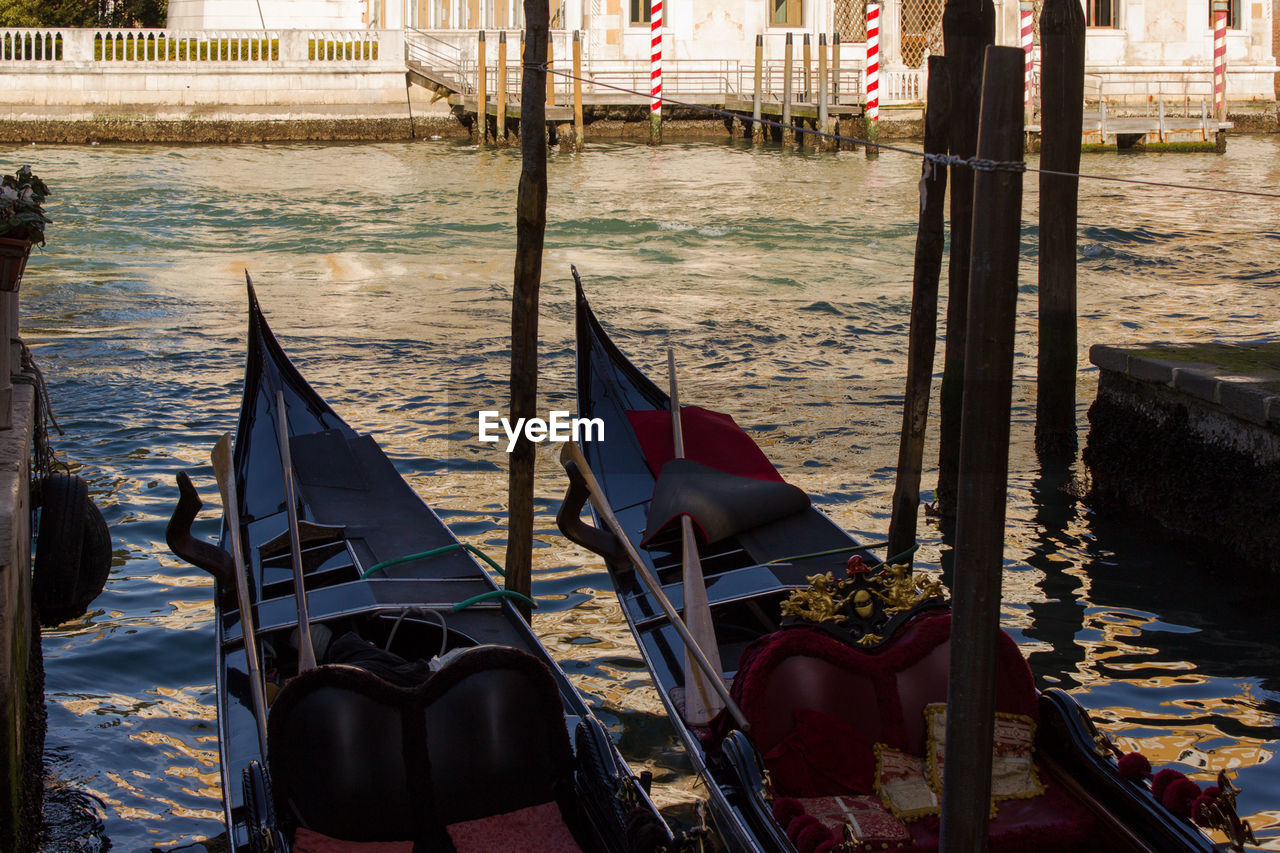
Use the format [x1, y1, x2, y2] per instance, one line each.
[497, 31, 508, 144]
[572, 30, 585, 151]
[818, 34, 831, 150]
[938, 44, 1026, 850]
[546, 37, 555, 107]
[476, 30, 487, 144]
[936, 0, 995, 518]
[888, 54, 951, 566]
[1036, 0, 1085, 458]
[802, 33, 812, 103]
[832, 34, 841, 102]
[782, 33, 794, 144]
[507, 0, 550, 619]
[751, 34, 764, 142]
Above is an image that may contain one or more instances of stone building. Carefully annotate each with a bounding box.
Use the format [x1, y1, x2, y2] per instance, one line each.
[166, 0, 1278, 103]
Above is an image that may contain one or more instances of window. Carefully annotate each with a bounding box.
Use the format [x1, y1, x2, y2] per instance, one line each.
[1208, 0, 1241, 28]
[771, 0, 803, 27]
[1086, 0, 1115, 27]
[630, 0, 650, 25]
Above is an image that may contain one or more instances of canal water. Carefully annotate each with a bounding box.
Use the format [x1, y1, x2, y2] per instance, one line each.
[15, 134, 1279, 851]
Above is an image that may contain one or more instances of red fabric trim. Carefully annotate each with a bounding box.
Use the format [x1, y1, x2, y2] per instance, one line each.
[292, 828, 412, 853]
[446, 801, 583, 853]
[626, 406, 784, 482]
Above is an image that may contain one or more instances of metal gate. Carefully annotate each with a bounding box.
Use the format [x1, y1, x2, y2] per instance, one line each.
[899, 0, 943, 67]
[833, 0, 867, 43]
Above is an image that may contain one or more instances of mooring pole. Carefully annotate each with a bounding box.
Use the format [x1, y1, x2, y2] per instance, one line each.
[832, 33, 842, 100]
[864, 3, 881, 159]
[507, 0, 550, 620]
[938, 45, 1025, 851]
[935, 0, 994, 518]
[572, 29, 585, 150]
[887, 54, 951, 566]
[1212, 0, 1228, 122]
[497, 31, 508, 143]
[818, 34, 831, 150]
[752, 34, 764, 142]
[1035, 0, 1084, 458]
[782, 33, 794, 143]
[477, 30, 488, 144]
[802, 33, 812, 103]
[546, 37, 555, 107]
[649, 0, 663, 144]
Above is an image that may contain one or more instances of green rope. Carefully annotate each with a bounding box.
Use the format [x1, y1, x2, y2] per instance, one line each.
[452, 589, 538, 612]
[359, 543, 507, 580]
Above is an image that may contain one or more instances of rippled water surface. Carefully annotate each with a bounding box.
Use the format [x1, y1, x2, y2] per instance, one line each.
[16, 135, 1280, 851]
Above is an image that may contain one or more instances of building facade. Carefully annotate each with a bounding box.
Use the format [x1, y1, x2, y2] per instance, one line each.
[166, 0, 1277, 102]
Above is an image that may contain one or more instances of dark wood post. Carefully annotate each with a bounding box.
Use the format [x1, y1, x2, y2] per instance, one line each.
[1035, 0, 1084, 457]
[935, 0, 994, 517]
[938, 44, 1025, 851]
[506, 0, 549, 618]
[887, 54, 951, 565]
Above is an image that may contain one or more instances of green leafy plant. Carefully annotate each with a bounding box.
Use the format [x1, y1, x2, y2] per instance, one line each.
[0, 166, 50, 246]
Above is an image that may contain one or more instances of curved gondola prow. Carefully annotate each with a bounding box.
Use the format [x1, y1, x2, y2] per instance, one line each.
[233, 273, 354, 528]
[573, 266, 667, 419]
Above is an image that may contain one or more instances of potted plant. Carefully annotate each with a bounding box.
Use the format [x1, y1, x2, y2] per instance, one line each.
[0, 166, 50, 292]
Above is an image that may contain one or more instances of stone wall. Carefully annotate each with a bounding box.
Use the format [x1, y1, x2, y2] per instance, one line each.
[0, 385, 42, 853]
[1084, 345, 1280, 575]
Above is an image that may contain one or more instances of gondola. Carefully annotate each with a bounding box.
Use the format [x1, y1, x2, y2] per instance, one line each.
[166, 279, 679, 853]
[556, 275, 1254, 853]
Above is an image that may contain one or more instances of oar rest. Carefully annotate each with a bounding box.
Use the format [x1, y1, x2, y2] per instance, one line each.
[267, 645, 585, 850]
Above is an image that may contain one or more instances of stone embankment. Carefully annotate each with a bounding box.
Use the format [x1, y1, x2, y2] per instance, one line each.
[1084, 343, 1280, 574]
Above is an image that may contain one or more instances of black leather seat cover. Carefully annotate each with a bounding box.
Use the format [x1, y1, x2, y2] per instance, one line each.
[644, 458, 811, 546]
[267, 645, 576, 844]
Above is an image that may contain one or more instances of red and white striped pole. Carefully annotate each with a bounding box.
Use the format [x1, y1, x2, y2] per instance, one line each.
[649, 0, 663, 143]
[865, 3, 880, 122]
[865, 2, 880, 157]
[1020, 1, 1034, 118]
[1212, 0, 1228, 122]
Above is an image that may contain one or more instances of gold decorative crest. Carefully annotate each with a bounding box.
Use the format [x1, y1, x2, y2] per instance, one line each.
[779, 562, 948, 644]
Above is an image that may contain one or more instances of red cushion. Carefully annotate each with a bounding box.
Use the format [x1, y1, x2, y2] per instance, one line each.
[292, 828, 412, 853]
[446, 801, 583, 853]
[626, 406, 785, 482]
[764, 708, 876, 797]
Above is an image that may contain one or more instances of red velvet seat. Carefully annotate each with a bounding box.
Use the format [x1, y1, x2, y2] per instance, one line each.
[731, 613, 1098, 851]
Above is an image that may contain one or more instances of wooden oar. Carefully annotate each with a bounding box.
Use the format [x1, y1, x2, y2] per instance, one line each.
[560, 439, 748, 730]
[211, 433, 270, 755]
[667, 349, 726, 726]
[276, 389, 317, 672]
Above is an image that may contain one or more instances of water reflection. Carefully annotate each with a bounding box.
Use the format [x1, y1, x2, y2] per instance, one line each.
[21, 137, 1280, 850]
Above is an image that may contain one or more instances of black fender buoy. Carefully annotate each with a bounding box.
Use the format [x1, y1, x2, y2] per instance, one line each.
[32, 473, 111, 627]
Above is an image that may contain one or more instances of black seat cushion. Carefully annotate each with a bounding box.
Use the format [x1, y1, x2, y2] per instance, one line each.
[267, 645, 576, 845]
